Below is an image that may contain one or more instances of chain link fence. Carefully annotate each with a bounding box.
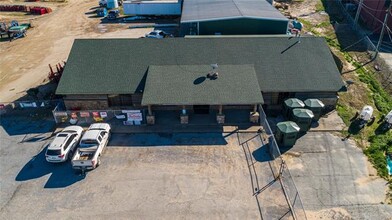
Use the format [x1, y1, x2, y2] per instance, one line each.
[259, 105, 307, 220]
[0, 99, 62, 118]
[334, 0, 387, 54]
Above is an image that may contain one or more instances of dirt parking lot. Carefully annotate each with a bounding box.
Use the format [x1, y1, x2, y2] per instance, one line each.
[0, 0, 153, 102]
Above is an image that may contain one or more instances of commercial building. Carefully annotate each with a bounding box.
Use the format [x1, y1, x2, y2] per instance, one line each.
[180, 0, 289, 35]
[56, 36, 345, 124]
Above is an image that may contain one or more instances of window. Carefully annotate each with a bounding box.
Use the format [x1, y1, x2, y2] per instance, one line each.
[81, 140, 98, 145]
[63, 134, 76, 150]
[46, 149, 61, 156]
[98, 135, 103, 142]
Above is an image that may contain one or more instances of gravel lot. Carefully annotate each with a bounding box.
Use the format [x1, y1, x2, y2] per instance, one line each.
[1, 120, 266, 219]
[2, 116, 391, 219]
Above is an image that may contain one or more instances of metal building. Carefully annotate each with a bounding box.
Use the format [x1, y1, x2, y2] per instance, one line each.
[180, 0, 289, 35]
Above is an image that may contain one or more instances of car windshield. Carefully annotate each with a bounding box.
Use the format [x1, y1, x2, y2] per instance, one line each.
[46, 149, 61, 156]
[80, 140, 98, 146]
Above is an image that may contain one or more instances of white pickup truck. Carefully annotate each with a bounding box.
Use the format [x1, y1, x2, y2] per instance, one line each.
[71, 123, 111, 173]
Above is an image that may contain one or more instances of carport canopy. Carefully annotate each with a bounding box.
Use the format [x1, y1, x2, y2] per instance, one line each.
[141, 64, 264, 106]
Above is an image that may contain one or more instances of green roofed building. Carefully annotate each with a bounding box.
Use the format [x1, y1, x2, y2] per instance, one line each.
[56, 36, 345, 125]
[180, 0, 289, 35]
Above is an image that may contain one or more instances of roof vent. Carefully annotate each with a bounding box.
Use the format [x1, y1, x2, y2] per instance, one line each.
[207, 63, 219, 80]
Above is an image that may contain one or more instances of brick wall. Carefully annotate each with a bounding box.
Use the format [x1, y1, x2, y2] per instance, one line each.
[64, 95, 109, 110]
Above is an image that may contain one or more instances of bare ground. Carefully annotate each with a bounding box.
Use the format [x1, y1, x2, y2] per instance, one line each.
[0, 0, 152, 102]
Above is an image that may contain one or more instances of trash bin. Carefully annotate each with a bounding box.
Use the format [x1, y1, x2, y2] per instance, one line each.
[283, 98, 305, 119]
[304, 99, 325, 121]
[275, 121, 301, 147]
[292, 108, 314, 133]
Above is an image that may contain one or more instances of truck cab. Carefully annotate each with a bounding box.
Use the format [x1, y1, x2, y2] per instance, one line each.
[71, 123, 111, 173]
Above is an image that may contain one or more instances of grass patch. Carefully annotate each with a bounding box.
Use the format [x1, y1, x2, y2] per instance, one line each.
[315, 1, 325, 12]
[335, 48, 392, 182]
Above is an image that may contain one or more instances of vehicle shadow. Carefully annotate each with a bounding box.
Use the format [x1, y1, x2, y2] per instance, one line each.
[15, 146, 85, 188]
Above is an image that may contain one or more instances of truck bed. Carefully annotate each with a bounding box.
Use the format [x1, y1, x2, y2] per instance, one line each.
[78, 151, 95, 160]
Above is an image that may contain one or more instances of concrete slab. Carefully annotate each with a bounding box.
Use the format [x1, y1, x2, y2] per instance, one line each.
[310, 110, 346, 132]
[282, 132, 392, 219]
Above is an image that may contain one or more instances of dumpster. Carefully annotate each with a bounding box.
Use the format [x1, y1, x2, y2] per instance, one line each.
[283, 98, 305, 119]
[275, 121, 300, 147]
[304, 98, 325, 121]
[292, 108, 314, 133]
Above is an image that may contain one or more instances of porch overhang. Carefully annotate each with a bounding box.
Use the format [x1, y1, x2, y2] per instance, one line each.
[141, 64, 264, 106]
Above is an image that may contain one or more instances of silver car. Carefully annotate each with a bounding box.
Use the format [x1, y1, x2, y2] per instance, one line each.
[45, 126, 84, 163]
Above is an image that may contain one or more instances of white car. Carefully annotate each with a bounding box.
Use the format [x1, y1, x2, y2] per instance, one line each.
[145, 30, 173, 39]
[45, 126, 84, 163]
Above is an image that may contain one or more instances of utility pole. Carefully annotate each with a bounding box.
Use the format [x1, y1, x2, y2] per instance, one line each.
[354, 0, 364, 28]
[376, 3, 392, 55]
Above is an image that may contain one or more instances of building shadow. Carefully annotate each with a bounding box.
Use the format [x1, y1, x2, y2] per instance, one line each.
[0, 81, 60, 136]
[0, 114, 55, 136]
[15, 146, 85, 188]
[107, 132, 228, 147]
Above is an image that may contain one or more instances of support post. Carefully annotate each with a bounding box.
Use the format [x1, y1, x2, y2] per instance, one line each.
[354, 0, 364, 27]
[148, 105, 152, 115]
[376, 5, 391, 56]
[253, 104, 258, 113]
[182, 105, 186, 113]
[218, 105, 223, 114]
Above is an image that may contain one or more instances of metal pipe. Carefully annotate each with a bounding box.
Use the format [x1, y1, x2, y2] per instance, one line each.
[376, 4, 391, 55]
[354, 0, 364, 27]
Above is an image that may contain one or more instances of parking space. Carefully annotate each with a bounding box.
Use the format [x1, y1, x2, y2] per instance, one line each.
[282, 132, 392, 219]
[1, 125, 266, 219]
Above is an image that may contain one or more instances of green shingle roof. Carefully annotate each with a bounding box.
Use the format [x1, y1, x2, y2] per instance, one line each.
[56, 36, 344, 96]
[142, 65, 264, 105]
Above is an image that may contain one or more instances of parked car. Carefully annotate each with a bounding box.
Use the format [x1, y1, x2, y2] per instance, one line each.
[45, 126, 84, 163]
[145, 30, 173, 39]
[107, 10, 119, 20]
[72, 123, 111, 174]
